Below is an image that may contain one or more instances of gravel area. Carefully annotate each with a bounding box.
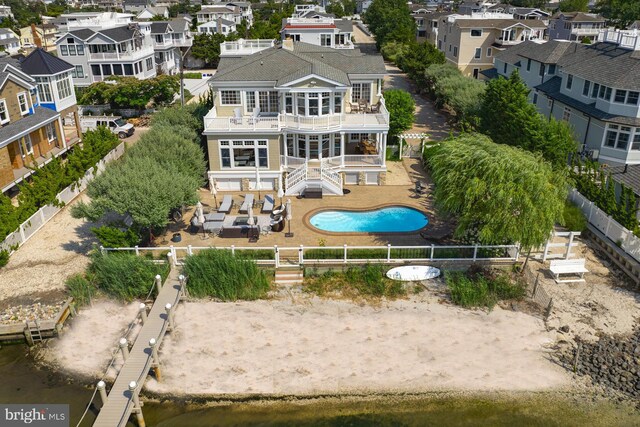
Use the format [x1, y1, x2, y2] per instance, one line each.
[0, 300, 67, 324]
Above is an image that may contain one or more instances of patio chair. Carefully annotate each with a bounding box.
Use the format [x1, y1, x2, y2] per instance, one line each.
[369, 102, 380, 113]
[249, 106, 261, 125]
[239, 194, 255, 213]
[358, 98, 368, 112]
[261, 194, 275, 213]
[349, 102, 360, 113]
[218, 195, 234, 213]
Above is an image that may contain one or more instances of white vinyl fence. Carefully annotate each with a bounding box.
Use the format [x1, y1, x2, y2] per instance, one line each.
[0, 142, 125, 254]
[569, 188, 640, 263]
[101, 243, 520, 267]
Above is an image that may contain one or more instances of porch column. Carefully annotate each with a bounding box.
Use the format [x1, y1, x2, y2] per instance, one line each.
[377, 79, 382, 96]
[283, 131, 288, 168]
[56, 118, 66, 149]
[382, 132, 387, 167]
[340, 132, 345, 167]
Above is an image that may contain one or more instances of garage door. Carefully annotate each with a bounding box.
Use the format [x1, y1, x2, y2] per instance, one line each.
[365, 172, 378, 185]
[248, 178, 274, 190]
[215, 178, 241, 191]
[345, 174, 358, 185]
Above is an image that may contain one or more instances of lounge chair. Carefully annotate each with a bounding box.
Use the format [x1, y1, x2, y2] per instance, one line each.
[218, 195, 234, 213]
[239, 194, 254, 213]
[232, 107, 242, 125]
[261, 194, 274, 213]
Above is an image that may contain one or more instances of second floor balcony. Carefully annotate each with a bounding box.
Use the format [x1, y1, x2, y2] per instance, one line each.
[87, 45, 154, 62]
[219, 39, 275, 56]
[203, 101, 389, 133]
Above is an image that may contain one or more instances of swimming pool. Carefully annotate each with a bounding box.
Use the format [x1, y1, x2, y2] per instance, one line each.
[309, 206, 429, 233]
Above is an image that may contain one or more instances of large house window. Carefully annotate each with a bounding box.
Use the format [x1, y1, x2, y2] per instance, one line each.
[591, 83, 600, 98]
[453, 46, 458, 57]
[614, 89, 627, 103]
[76, 45, 84, 55]
[74, 65, 84, 79]
[17, 92, 29, 115]
[18, 135, 33, 157]
[583, 80, 591, 97]
[55, 74, 72, 99]
[258, 91, 279, 113]
[219, 140, 268, 168]
[470, 29, 482, 37]
[632, 130, 640, 150]
[0, 99, 8, 124]
[566, 74, 573, 90]
[334, 93, 342, 113]
[562, 107, 571, 122]
[604, 124, 631, 150]
[548, 64, 556, 74]
[627, 91, 640, 105]
[526, 58, 531, 71]
[220, 90, 241, 105]
[352, 83, 371, 102]
[146, 58, 153, 71]
[320, 34, 332, 46]
[68, 45, 76, 56]
[46, 122, 56, 143]
[474, 48, 481, 59]
[285, 94, 293, 113]
[487, 47, 492, 57]
[36, 77, 53, 103]
[60, 45, 68, 56]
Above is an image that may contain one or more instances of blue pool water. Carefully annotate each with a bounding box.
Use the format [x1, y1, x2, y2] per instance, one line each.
[310, 206, 429, 233]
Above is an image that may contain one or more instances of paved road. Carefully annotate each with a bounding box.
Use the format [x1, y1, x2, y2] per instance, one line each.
[353, 26, 450, 141]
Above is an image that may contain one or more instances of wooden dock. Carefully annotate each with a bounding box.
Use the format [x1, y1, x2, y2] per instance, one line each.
[94, 269, 183, 427]
[0, 298, 74, 345]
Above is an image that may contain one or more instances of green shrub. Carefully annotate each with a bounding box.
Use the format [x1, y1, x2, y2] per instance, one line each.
[66, 274, 95, 307]
[0, 249, 9, 268]
[88, 252, 168, 301]
[304, 264, 406, 299]
[233, 249, 274, 260]
[183, 249, 270, 300]
[561, 201, 587, 232]
[92, 225, 140, 248]
[445, 268, 525, 309]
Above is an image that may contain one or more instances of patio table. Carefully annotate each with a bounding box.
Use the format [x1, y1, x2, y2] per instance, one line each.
[205, 212, 225, 222]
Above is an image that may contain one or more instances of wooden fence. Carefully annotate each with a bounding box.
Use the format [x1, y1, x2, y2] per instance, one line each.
[0, 143, 125, 254]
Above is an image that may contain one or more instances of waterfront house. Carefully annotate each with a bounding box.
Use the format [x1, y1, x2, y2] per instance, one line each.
[0, 29, 20, 54]
[548, 12, 606, 42]
[145, 19, 192, 75]
[280, 15, 354, 49]
[203, 39, 389, 195]
[20, 24, 59, 52]
[0, 50, 81, 193]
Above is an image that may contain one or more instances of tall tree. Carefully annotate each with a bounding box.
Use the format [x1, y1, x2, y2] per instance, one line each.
[559, 0, 589, 12]
[383, 89, 415, 136]
[365, 0, 415, 48]
[595, 0, 640, 28]
[191, 33, 227, 68]
[426, 134, 568, 254]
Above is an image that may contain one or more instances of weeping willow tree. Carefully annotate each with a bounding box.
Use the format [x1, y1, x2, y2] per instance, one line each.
[426, 134, 568, 268]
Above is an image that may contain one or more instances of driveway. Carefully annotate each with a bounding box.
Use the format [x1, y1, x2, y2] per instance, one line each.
[353, 26, 450, 141]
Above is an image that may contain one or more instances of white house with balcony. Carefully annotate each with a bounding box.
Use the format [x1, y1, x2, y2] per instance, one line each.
[548, 12, 606, 42]
[55, 24, 156, 86]
[491, 30, 640, 167]
[144, 19, 192, 75]
[204, 40, 389, 195]
[280, 16, 354, 49]
[196, 2, 253, 27]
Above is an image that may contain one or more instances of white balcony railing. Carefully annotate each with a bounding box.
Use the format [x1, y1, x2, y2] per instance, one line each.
[571, 27, 604, 35]
[220, 39, 275, 56]
[88, 45, 154, 61]
[284, 154, 383, 169]
[285, 17, 335, 25]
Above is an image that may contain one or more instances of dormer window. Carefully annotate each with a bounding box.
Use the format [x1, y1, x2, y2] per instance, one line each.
[0, 99, 8, 124]
[17, 92, 29, 115]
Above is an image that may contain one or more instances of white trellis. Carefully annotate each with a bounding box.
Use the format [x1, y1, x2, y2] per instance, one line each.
[398, 133, 429, 158]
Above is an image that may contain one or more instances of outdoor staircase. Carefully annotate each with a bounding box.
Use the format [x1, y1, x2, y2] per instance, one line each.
[285, 160, 343, 196]
[274, 268, 304, 286]
[25, 319, 42, 345]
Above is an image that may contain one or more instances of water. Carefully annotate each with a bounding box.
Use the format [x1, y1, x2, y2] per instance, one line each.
[1, 345, 639, 427]
[310, 206, 428, 233]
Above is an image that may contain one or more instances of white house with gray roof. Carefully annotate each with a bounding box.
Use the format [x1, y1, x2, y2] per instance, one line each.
[491, 30, 640, 166]
[144, 18, 192, 75]
[280, 12, 354, 49]
[203, 40, 389, 195]
[55, 24, 156, 86]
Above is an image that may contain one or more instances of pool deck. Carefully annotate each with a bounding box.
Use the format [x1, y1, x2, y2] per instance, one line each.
[157, 159, 455, 248]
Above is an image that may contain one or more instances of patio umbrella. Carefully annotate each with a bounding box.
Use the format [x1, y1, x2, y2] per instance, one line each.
[255, 166, 262, 200]
[277, 174, 285, 205]
[247, 205, 255, 239]
[196, 201, 205, 225]
[285, 198, 293, 237]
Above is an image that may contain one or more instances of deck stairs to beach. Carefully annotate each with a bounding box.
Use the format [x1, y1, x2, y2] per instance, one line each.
[285, 160, 343, 196]
[275, 267, 304, 286]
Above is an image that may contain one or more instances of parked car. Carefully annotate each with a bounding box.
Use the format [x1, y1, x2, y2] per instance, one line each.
[80, 115, 134, 139]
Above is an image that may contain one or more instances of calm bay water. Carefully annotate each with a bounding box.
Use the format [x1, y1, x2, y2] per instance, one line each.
[1, 344, 639, 427]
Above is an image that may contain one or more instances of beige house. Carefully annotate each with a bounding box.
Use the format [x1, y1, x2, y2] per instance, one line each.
[436, 12, 546, 78]
[20, 24, 59, 52]
[203, 40, 389, 195]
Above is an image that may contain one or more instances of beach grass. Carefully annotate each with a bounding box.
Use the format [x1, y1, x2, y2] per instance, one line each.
[183, 249, 270, 300]
[445, 266, 526, 309]
[304, 264, 406, 300]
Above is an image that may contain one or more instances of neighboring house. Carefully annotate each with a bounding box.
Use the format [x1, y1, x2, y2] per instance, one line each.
[53, 12, 135, 33]
[197, 19, 237, 35]
[203, 40, 390, 194]
[0, 29, 21, 54]
[548, 12, 606, 42]
[492, 30, 640, 167]
[414, 11, 450, 43]
[280, 16, 354, 49]
[136, 6, 170, 20]
[0, 5, 13, 21]
[55, 24, 156, 86]
[0, 50, 82, 193]
[196, 3, 252, 27]
[123, 0, 153, 13]
[146, 18, 192, 74]
[355, 0, 373, 14]
[20, 24, 59, 51]
[436, 12, 546, 78]
[628, 21, 640, 31]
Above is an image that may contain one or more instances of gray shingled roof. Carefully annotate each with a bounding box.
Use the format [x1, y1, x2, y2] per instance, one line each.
[536, 76, 640, 127]
[609, 165, 640, 196]
[0, 107, 59, 148]
[169, 18, 189, 32]
[454, 18, 547, 29]
[558, 42, 640, 91]
[495, 40, 573, 64]
[150, 22, 170, 34]
[20, 48, 74, 76]
[212, 42, 385, 86]
[335, 19, 353, 33]
[100, 26, 138, 42]
[551, 12, 605, 22]
[68, 28, 96, 40]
